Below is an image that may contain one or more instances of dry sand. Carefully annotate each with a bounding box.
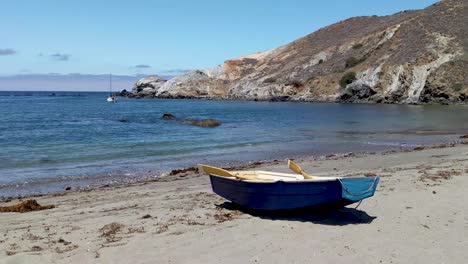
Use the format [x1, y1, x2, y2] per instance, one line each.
[0, 144, 467, 264]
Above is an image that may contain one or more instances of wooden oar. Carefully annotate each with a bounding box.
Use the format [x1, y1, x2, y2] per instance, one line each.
[288, 160, 313, 180]
[198, 164, 271, 181]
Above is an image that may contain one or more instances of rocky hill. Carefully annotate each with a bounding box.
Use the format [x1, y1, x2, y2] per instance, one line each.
[124, 0, 467, 104]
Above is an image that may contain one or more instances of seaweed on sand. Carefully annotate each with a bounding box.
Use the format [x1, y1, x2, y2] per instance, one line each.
[99, 222, 125, 242]
[0, 199, 55, 213]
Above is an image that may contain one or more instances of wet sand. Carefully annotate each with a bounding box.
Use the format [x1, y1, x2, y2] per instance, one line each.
[0, 144, 467, 263]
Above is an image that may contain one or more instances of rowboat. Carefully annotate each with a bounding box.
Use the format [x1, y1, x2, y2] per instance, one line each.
[199, 160, 379, 210]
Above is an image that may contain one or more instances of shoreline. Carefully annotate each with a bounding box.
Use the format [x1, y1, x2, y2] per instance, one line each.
[119, 94, 468, 106]
[0, 142, 466, 263]
[2, 140, 466, 201]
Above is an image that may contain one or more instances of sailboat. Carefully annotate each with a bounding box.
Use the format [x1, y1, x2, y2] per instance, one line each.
[106, 74, 117, 103]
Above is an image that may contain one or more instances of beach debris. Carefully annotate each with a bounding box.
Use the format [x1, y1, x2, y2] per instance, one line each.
[58, 238, 71, 245]
[419, 169, 462, 185]
[162, 113, 176, 120]
[213, 213, 234, 223]
[0, 199, 55, 213]
[413, 146, 425, 151]
[127, 227, 145, 234]
[141, 214, 152, 219]
[169, 167, 198, 176]
[155, 224, 169, 234]
[31, 246, 43, 252]
[213, 210, 243, 223]
[99, 222, 125, 242]
[55, 245, 79, 254]
[460, 135, 468, 139]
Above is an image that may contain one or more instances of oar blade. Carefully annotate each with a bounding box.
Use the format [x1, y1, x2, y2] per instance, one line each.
[288, 160, 302, 174]
[287, 159, 313, 179]
[198, 164, 271, 181]
[199, 164, 234, 177]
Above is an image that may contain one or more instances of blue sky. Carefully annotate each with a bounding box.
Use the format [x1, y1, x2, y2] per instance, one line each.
[0, 0, 438, 90]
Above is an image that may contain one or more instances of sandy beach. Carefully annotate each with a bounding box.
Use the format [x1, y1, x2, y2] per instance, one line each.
[0, 144, 467, 264]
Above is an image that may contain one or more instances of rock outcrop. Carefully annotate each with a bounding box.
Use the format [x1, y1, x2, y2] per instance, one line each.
[127, 75, 167, 98]
[125, 0, 467, 104]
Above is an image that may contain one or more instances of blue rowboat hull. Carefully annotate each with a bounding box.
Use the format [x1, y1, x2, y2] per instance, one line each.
[209, 175, 379, 210]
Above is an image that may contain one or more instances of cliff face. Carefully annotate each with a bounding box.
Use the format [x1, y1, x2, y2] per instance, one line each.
[127, 0, 467, 104]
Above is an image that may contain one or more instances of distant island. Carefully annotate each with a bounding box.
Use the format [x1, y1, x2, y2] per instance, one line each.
[122, 0, 467, 104]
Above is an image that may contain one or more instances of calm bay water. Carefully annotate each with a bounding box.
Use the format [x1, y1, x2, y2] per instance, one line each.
[1, 91, 467, 197]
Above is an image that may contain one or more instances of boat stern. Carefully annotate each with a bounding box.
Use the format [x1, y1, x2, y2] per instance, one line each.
[339, 177, 380, 202]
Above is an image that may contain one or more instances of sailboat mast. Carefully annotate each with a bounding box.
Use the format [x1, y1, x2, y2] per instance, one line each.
[109, 73, 112, 95]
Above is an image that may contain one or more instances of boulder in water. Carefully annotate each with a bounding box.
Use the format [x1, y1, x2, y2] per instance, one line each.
[162, 113, 176, 120]
[180, 118, 221, 128]
[118, 89, 131, 97]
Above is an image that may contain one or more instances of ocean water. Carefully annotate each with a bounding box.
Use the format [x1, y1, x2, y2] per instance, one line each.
[1, 91, 467, 197]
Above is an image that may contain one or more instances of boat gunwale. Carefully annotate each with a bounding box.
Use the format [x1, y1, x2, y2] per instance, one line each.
[208, 173, 376, 184]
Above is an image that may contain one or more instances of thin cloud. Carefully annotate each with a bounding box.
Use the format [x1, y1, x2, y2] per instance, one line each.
[163, 69, 192, 75]
[0, 48, 16, 56]
[135, 64, 151, 69]
[50, 53, 70, 61]
[0, 73, 143, 91]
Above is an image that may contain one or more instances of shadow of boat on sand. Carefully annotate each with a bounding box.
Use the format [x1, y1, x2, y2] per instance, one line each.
[217, 202, 377, 226]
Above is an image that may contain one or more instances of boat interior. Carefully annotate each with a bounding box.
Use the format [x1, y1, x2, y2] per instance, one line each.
[199, 164, 340, 182]
[232, 170, 340, 182]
